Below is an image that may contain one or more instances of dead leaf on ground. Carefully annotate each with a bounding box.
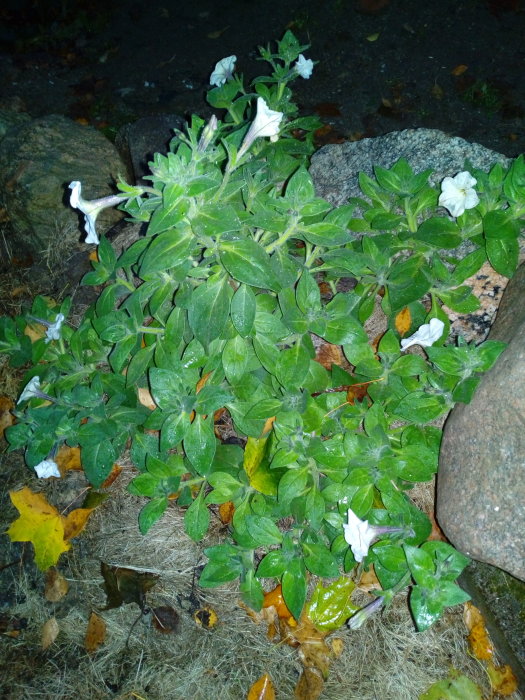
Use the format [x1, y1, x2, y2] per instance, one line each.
[247, 672, 276, 699]
[394, 307, 412, 336]
[41, 617, 59, 649]
[100, 562, 159, 611]
[356, 565, 381, 593]
[0, 396, 15, 439]
[55, 445, 82, 473]
[0, 614, 27, 638]
[101, 463, 122, 488]
[194, 606, 218, 629]
[219, 500, 235, 524]
[313, 103, 342, 117]
[451, 64, 468, 76]
[464, 602, 494, 660]
[486, 661, 518, 696]
[44, 568, 69, 602]
[152, 605, 180, 634]
[315, 342, 344, 370]
[84, 611, 106, 653]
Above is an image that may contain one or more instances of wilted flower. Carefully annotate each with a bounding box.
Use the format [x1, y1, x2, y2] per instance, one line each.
[294, 54, 314, 79]
[17, 376, 42, 404]
[45, 313, 65, 343]
[237, 98, 284, 158]
[347, 596, 385, 630]
[198, 114, 219, 152]
[438, 171, 480, 218]
[69, 181, 124, 245]
[210, 55, 237, 87]
[34, 458, 61, 479]
[400, 318, 445, 351]
[343, 508, 412, 563]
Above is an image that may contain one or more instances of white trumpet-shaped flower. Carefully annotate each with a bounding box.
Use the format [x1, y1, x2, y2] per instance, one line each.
[343, 508, 411, 563]
[69, 181, 124, 245]
[347, 596, 385, 630]
[400, 318, 445, 351]
[294, 54, 314, 79]
[438, 171, 480, 218]
[17, 376, 42, 404]
[34, 458, 61, 479]
[45, 313, 65, 343]
[238, 98, 284, 159]
[210, 55, 237, 87]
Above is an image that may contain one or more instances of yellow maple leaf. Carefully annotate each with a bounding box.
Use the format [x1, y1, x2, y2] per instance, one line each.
[7, 487, 95, 570]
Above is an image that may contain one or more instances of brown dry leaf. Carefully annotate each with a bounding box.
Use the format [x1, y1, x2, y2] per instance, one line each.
[63, 507, 95, 540]
[88, 250, 99, 262]
[84, 612, 106, 653]
[152, 605, 180, 634]
[295, 666, 325, 700]
[41, 617, 59, 649]
[55, 445, 82, 473]
[247, 673, 276, 700]
[464, 602, 494, 660]
[194, 606, 218, 629]
[101, 464, 122, 488]
[44, 568, 69, 602]
[451, 64, 468, 76]
[261, 415, 276, 437]
[356, 565, 381, 592]
[101, 562, 158, 611]
[427, 509, 448, 542]
[0, 396, 15, 439]
[346, 381, 376, 405]
[330, 638, 344, 658]
[486, 661, 518, 696]
[395, 306, 412, 336]
[207, 26, 229, 39]
[315, 342, 343, 370]
[219, 500, 235, 524]
[431, 83, 444, 100]
[196, 371, 213, 393]
[313, 102, 342, 117]
[138, 387, 156, 410]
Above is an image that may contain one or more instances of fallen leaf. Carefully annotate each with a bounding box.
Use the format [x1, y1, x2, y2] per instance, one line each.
[55, 445, 82, 473]
[451, 64, 468, 76]
[330, 638, 344, 658]
[464, 602, 494, 660]
[0, 396, 15, 439]
[152, 605, 180, 634]
[207, 26, 229, 39]
[263, 584, 294, 621]
[315, 342, 343, 370]
[100, 562, 158, 611]
[196, 371, 213, 393]
[313, 102, 342, 117]
[356, 566, 381, 593]
[44, 568, 69, 602]
[24, 321, 45, 343]
[420, 668, 482, 699]
[307, 577, 357, 631]
[88, 250, 99, 262]
[84, 611, 106, 653]
[63, 507, 95, 540]
[194, 606, 218, 629]
[219, 500, 235, 524]
[295, 666, 324, 700]
[395, 307, 412, 336]
[41, 617, 59, 650]
[486, 661, 518, 696]
[0, 614, 27, 638]
[247, 673, 276, 700]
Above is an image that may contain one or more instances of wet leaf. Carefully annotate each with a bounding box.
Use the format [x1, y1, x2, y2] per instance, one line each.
[7, 487, 94, 570]
[307, 577, 357, 631]
[464, 602, 494, 660]
[152, 605, 180, 634]
[0, 396, 15, 439]
[486, 661, 518, 696]
[395, 307, 412, 337]
[41, 617, 59, 650]
[44, 568, 69, 602]
[263, 584, 294, 621]
[84, 612, 106, 653]
[419, 668, 482, 699]
[295, 667, 324, 700]
[193, 606, 218, 629]
[100, 562, 159, 611]
[247, 673, 276, 700]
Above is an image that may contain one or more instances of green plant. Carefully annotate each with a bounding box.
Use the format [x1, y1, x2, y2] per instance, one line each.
[2, 31, 524, 631]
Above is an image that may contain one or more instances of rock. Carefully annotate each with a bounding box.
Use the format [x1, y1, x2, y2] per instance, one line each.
[310, 128, 511, 206]
[437, 262, 525, 581]
[0, 114, 129, 259]
[115, 113, 186, 184]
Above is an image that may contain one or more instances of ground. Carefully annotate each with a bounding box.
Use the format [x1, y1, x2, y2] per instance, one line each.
[0, 0, 524, 158]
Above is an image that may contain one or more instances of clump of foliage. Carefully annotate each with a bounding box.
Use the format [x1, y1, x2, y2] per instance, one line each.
[2, 31, 524, 631]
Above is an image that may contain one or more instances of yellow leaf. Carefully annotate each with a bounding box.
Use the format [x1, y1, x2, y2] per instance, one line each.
[451, 64, 468, 76]
[263, 584, 294, 621]
[55, 445, 82, 472]
[243, 436, 279, 495]
[486, 661, 518, 696]
[62, 507, 95, 540]
[395, 306, 412, 337]
[464, 602, 494, 660]
[24, 321, 45, 342]
[41, 616, 59, 649]
[247, 673, 276, 700]
[193, 606, 218, 629]
[7, 488, 70, 570]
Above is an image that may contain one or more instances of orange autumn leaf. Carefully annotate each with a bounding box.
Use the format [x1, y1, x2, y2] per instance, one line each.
[315, 342, 344, 370]
[0, 396, 15, 439]
[7, 487, 95, 570]
[84, 612, 106, 653]
[263, 584, 294, 621]
[196, 371, 213, 393]
[55, 445, 82, 473]
[101, 463, 122, 488]
[247, 673, 276, 700]
[88, 249, 99, 262]
[486, 661, 518, 696]
[451, 64, 468, 76]
[464, 602, 494, 660]
[219, 501, 235, 524]
[261, 415, 276, 437]
[395, 306, 412, 337]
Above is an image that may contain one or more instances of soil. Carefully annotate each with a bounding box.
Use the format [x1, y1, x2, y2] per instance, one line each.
[1, 0, 524, 159]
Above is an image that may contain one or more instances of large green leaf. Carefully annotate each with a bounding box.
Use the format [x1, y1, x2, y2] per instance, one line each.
[220, 239, 282, 291]
[184, 415, 216, 475]
[139, 227, 194, 275]
[188, 277, 231, 347]
[230, 284, 256, 337]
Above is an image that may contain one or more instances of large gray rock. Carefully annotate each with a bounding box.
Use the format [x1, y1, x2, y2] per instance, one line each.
[310, 128, 510, 206]
[0, 114, 129, 258]
[437, 262, 525, 581]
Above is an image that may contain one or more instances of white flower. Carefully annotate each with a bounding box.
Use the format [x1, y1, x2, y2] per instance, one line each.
[45, 313, 65, 343]
[69, 181, 124, 245]
[400, 318, 445, 351]
[238, 98, 284, 158]
[438, 171, 480, 218]
[295, 54, 314, 79]
[34, 458, 61, 479]
[198, 114, 219, 152]
[210, 55, 237, 87]
[347, 596, 385, 630]
[17, 376, 42, 404]
[343, 509, 378, 562]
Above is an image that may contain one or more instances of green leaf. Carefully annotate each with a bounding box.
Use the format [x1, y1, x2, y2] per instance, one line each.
[184, 415, 216, 476]
[184, 488, 210, 541]
[486, 236, 519, 277]
[139, 228, 194, 275]
[230, 284, 256, 337]
[302, 543, 340, 578]
[394, 392, 448, 423]
[419, 669, 483, 700]
[300, 221, 350, 246]
[160, 411, 191, 451]
[296, 270, 321, 314]
[275, 340, 310, 389]
[147, 184, 186, 235]
[138, 497, 168, 535]
[278, 467, 308, 505]
[257, 550, 287, 578]
[245, 515, 283, 545]
[282, 558, 307, 620]
[188, 277, 231, 348]
[240, 569, 264, 611]
[199, 560, 241, 587]
[80, 439, 116, 488]
[222, 335, 250, 384]
[414, 217, 461, 249]
[220, 239, 281, 291]
[149, 367, 183, 411]
[404, 545, 436, 587]
[307, 577, 358, 631]
[436, 286, 480, 313]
